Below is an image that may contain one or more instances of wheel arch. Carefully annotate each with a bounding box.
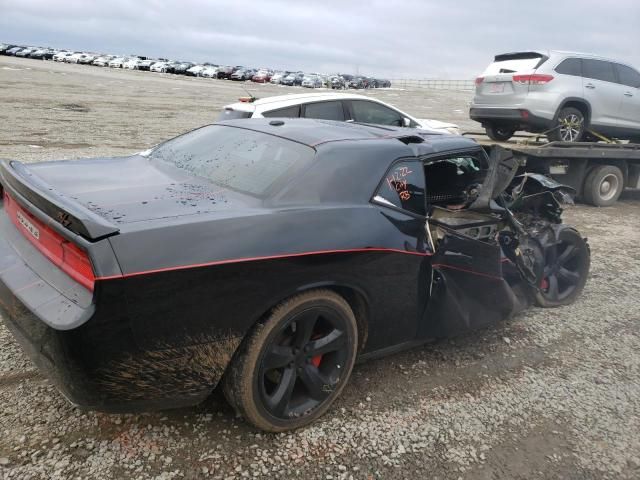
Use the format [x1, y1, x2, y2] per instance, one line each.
[555, 98, 592, 125]
[249, 281, 371, 353]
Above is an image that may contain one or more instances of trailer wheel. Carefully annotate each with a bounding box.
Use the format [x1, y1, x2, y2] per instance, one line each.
[485, 125, 515, 142]
[582, 165, 624, 206]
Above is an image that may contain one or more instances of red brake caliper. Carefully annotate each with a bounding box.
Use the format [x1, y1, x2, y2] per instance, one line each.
[310, 333, 323, 368]
[540, 277, 549, 290]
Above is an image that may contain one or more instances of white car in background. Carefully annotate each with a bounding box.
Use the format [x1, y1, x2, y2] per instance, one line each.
[124, 58, 143, 69]
[270, 72, 286, 84]
[53, 51, 72, 62]
[64, 53, 84, 63]
[108, 57, 126, 68]
[137, 59, 157, 71]
[92, 56, 112, 67]
[218, 92, 460, 134]
[76, 54, 96, 64]
[187, 64, 206, 76]
[150, 62, 169, 73]
[201, 66, 219, 78]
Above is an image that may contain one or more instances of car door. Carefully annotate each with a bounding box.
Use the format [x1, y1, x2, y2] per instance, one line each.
[614, 63, 640, 132]
[581, 59, 625, 129]
[369, 158, 430, 347]
[419, 149, 521, 338]
[346, 100, 404, 126]
[301, 101, 346, 121]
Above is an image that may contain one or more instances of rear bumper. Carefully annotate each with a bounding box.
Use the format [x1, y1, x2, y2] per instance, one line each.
[469, 107, 552, 132]
[0, 203, 222, 412]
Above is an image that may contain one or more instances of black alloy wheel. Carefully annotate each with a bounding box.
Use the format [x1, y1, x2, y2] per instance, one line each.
[223, 290, 358, 432]
[535, 227, 590, 307]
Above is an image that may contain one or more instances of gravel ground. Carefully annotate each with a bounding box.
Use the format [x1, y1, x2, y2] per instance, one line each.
[0, 56, 639, 480]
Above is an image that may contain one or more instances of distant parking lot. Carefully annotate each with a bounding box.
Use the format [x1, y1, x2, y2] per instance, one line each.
[1, 56, 639, 480]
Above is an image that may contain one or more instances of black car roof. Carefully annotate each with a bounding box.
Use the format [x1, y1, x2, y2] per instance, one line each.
[216, 118, 477, 155]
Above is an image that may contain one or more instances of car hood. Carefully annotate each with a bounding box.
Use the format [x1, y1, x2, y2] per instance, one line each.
[24, 155, 257, 225]
[416, 118, 460, 134]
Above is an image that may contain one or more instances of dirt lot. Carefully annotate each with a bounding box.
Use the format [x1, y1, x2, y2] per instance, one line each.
[1, 56, 639, 480]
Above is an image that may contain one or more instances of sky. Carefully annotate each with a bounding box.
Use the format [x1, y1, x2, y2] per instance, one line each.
[1, 0, 639, 78]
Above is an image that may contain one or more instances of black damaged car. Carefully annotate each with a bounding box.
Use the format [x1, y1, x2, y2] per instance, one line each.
[0, 119, 590, 431]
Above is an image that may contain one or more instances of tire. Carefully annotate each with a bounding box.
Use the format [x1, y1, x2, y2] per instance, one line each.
[535, 227, 590, 308]
[582, 165, 624, 206]
[223, 289, 358, 432]
[548, 107, 585, 142]
[485, 125, 515, 142]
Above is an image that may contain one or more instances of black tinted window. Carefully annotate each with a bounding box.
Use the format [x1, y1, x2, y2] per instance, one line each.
[555, 58, 582, 76]
[615, 64, 640, 88]
[150, 125, 314, 197]
[424, 156, 487, 206]
[374, 160, 425, 215]
[582, 59, 616, 83]
[262, 105, 300, 118]
[351, 100, 403, 126]
[303, 101, 345, 121]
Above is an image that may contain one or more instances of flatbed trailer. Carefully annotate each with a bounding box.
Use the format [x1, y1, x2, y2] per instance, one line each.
[465, 132, 640, 206]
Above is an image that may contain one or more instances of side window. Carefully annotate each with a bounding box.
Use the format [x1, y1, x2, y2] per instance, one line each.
[351, 100, 403, 126]
[373, 160, 425, 215]
[423, 154, 488, 207]
[615, 64, 640, 88]
[582, 59, 616, 83]
[262, 105, 300, 118]
[555, 57, 582, 76]
[302, 101, 345, 121]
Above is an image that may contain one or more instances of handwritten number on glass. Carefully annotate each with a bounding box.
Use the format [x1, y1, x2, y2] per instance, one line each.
[386, 166, 413, 201]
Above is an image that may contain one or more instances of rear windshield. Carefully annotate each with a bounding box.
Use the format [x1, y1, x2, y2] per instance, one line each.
[217, 108, 253, 121]
[149, 125, 314, 197]
[482, 52, 547, 75]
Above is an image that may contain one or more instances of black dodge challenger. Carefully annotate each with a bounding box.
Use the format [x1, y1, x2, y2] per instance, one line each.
[0, 119, 590, 431]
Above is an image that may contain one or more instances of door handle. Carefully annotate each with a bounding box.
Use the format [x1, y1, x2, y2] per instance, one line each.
[624, 92, 633, 97]
[585, 84, 596, 89]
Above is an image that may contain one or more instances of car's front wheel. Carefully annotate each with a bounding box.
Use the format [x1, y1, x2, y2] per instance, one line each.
[223, 289, 358, 432]
[549, 107, 585, 142]
[535, 227, 590, 308]
[485, 124, 516, 142]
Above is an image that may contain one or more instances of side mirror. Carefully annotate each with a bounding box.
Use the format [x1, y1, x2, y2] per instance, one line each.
[403, 117, 411, 128]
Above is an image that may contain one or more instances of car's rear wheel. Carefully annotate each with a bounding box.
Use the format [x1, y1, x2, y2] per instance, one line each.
[535, 227, 590, 308]
[549, 107, 585, 142]
[485, 124, 515, 142]
[582, 165, 624, 206]
[223, 290, 358, 432]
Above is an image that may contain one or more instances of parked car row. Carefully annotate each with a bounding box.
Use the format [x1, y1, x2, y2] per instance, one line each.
[0, 43, 392, 89]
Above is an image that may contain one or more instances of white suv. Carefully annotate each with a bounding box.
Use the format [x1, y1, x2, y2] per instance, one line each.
[218, 93, 460, 134]
[470, 50, 640, 142]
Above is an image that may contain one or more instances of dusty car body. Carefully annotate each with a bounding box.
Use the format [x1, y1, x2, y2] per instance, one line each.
[0, 119, 589, 431]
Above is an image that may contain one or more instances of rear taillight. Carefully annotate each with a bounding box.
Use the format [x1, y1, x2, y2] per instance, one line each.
[4, 192, 95, 291]
[512, 74, 554, 85]
[475, 76, 484, 85]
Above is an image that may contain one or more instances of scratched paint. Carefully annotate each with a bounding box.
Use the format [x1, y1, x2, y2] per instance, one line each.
[94, 333, 242, 401]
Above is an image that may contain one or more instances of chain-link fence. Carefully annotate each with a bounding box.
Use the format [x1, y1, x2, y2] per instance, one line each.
[388, 79, 475, 90]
